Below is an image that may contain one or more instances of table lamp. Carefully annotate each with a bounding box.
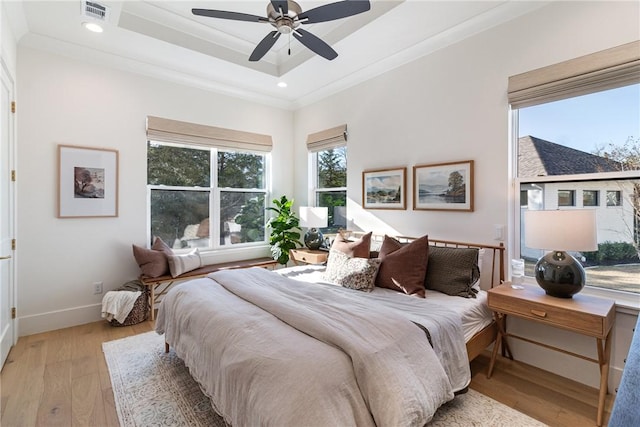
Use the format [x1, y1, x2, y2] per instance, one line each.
[524, 209, 597, 298]
[299, 207, 328, 250]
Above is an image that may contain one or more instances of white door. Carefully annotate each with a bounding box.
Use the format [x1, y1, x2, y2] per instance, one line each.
[0, 61, 16, 368]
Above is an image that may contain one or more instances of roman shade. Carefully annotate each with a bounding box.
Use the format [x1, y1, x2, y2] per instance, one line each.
[508, 40, 640, 109]
[146, 116, 273, 152]
[306, 124, 348, 152]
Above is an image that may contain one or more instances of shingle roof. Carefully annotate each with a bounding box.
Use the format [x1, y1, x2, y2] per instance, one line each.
[518, 135, 621, 177]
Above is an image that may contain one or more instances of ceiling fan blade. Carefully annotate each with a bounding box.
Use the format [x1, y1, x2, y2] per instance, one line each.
[270, 0, 288, 15]
[249, 31, 282, 62]
[298, 0, 371, 24]
[192, 8, 268, 23]
[293, 28, 338, 60]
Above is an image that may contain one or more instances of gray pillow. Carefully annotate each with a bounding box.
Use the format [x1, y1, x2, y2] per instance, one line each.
[424, 246, 480, 298]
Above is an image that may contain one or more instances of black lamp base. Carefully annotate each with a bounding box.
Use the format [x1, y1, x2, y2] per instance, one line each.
[304, 228, 324, 250]
[534, 250, 586, 298]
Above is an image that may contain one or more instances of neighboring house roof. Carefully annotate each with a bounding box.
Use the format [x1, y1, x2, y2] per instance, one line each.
[519, 136, 621, 177]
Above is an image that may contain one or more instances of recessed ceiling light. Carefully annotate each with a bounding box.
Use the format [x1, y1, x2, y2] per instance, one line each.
[277, 82, 288, 88]
[82, 22, 103, 33]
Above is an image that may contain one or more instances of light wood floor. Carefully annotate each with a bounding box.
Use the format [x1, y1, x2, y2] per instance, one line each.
[1, 320, 613, 427]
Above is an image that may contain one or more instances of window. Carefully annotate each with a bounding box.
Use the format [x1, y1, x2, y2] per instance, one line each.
[307, 124, 348, 233]
[313, 146, 347, 232]
[510, 42, 639, 295]
[558, 190, 575, 207]
[607, 190, 622, 207]
[583, 190, 599, 207]
[148, 142, 268, 250]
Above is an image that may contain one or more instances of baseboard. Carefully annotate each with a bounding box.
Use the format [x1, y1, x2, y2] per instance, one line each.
[17, 303, 103, 337]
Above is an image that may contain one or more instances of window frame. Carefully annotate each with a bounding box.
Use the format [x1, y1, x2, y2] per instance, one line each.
[557, 190, 576, 207]
[308, 144, 347, 232]
[147, 140, 270, 252]
[606, 190, 623, 207]
[583, 190, 600, 207]
[508, 41, 640, 305]
[511, 116, 639, 307]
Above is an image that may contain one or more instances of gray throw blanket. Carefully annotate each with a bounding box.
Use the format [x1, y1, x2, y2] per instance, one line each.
[157, 268, 457, 426]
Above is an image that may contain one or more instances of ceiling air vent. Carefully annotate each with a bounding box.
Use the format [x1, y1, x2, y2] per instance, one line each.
[82, 1, 110, 22]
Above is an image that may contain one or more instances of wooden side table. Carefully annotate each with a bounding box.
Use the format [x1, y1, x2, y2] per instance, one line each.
[289, 248, 328, 265]
[487, 284, 615, 427]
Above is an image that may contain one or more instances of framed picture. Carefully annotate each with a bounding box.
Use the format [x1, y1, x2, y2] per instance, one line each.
[413, 160, 474, 212]
[58, 145, 119, 218]
[362, 167, 406, 210]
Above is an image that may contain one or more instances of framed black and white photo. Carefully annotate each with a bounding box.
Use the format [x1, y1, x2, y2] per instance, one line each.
[362, 167, 406, 210]
[58, 145, 119, 218]
[413, 160, 474, 211]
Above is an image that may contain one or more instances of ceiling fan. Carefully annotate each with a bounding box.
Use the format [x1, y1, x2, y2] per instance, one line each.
[192, 0, 371, 61]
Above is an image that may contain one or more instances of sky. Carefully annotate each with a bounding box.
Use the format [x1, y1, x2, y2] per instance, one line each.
[518, 83, 640, 155]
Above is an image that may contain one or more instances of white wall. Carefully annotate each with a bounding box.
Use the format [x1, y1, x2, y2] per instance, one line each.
[1, 2, 18, 74]
[292, 1, 639, 390]
[16, 48, 294, 335]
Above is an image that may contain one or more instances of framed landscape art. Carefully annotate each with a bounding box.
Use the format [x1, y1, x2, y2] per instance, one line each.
[362, 167, 406, 210]
[413, 160, 474, 212]
[58, 145, 119, 218]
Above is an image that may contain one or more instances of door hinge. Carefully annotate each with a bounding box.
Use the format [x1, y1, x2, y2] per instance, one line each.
[10, 101, 16, 113]
[11, 307, 16, 319]
[11, 239, 16, 250]
[11, 170, 16, 182]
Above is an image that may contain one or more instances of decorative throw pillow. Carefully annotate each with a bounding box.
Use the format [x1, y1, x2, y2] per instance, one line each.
[376, 235, 429, 298]
[324, 249, 381, 292]
[168, 248, 202, 278]
[132, 236, 173, 278]
[330, 231, 372, 258]
[424, 246, 480, 298]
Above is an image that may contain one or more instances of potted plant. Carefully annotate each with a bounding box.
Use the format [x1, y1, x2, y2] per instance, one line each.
[267, 196, 302, 265]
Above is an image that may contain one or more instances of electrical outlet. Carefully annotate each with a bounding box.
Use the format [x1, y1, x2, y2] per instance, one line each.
[93, 281, 103, 295]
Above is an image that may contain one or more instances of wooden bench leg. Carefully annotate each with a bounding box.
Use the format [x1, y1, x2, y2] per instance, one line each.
[165, 342, 169, 353]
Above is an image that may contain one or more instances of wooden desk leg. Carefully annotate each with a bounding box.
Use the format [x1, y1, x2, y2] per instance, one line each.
[488, 313, 507, 378]
[596, 332, 612, 427]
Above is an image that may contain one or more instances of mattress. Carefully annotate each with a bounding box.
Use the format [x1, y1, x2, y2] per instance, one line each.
[276, 264, 494, 342]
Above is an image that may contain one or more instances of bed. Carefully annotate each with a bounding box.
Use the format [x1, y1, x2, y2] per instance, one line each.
[156, 234, 505, 426]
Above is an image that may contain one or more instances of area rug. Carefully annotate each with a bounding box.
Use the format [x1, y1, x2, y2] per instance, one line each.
[103, 331, 547, 427]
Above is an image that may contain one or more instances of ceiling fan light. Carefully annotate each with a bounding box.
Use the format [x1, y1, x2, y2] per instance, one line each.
[277, 25, 292, 34]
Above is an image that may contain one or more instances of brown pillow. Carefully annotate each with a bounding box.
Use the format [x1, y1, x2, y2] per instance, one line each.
[425, 246, 480, 298]
[331, 232, 372, 258]
[132, 237, 173, 278]
[375, 235, 429, 298]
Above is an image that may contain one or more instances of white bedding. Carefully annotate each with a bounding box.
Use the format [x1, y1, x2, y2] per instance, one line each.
[277, 264, 494, 341]
[156, 266, 474, 426]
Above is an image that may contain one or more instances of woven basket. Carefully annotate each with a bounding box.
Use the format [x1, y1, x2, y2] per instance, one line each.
[109, 291, 148, 327]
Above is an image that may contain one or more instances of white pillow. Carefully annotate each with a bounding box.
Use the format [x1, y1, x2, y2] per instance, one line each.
[168, 248, 202, 277]
[324, 250, 382, 292]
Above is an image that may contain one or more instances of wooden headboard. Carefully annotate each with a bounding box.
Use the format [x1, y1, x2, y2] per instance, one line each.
[345, 231, 506, 289]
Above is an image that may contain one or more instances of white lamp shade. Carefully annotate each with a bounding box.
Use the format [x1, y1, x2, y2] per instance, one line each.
[524, 209, 597, 252]
[299, 207, 328, 228]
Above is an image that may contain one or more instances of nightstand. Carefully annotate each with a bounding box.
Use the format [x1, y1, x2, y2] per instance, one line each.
[289, 248, 328, 265]
[487, 284, 615, 427]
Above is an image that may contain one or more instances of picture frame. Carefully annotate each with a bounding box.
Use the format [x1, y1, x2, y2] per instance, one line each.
[413, 160, 474, 212]
[58, 144, 119, 218]
[362, 167, 407, 210]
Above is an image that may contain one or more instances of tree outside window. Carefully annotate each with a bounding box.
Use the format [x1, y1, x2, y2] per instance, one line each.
[148, 142, 267, 249]
[315, 146, 347, 232]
